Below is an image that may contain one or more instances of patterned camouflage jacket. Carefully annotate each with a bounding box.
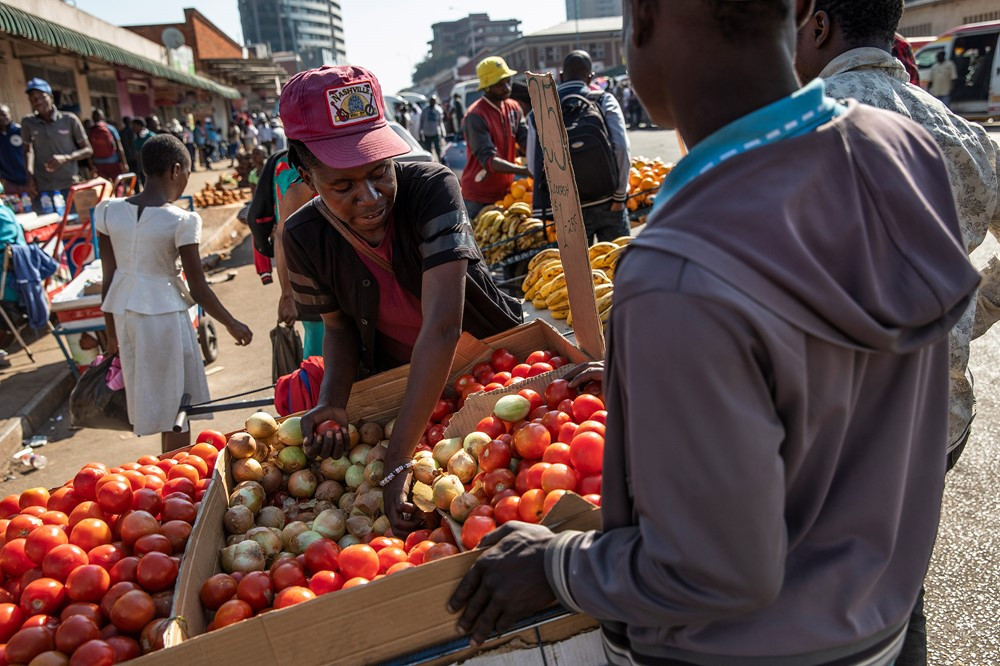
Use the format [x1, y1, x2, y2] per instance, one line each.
[821, 48, 1000, 452]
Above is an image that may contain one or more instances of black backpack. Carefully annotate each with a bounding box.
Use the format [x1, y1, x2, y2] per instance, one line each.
[561, 91, 618, 204]
[246, 149, 287, 257]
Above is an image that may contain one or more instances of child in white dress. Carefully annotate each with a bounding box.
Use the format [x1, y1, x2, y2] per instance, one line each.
[96, 134, 252, 452]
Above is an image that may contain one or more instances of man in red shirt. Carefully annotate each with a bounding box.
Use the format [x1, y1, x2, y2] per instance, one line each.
[461, 57, 530, 220]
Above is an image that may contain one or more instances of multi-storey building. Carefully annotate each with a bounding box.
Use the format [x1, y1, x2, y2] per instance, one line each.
[239, 0, 346, 71]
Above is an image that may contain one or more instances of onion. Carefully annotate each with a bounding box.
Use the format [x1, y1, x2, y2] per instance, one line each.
[232, 458, 264, 483]
[346, 515, 373, 539]
[348, 423, 360, 447]
[354, 489, 382, 516]
[348, 445, 371, 466]
[281, 521, 309, 552]
[450, 492, 481, 522]
[314, 500, 334, 514]
[245, 412, 279, 440]
[219, 545, 237, 573]
[277, 417, 304, 446]
[293, 530, 324, 555]
[232, 540, 266, 572]
[432, 474, 465, 510]
[229, 482, 265, 514]
[338, 492, 356, 513]
[313, 508, 347, 541]
[365, 443, 388, 465]
[276, 445, 308, 473]
[320, 456, 350, 481]
[412, 457, 439, 485]
[315, 480, 344, 504]
[257, 506, 286, 530]
[433, 438, 463, 467]
[260, 463, 283, 495]
[226, 534, 247, 546]
[384, 419, 395, 439]
[494, 394, 531, 422]
[245, 526, 283, 560]
[344, 463, 365, 490]
[338, 534, 361, 549]
[224, 505, 255, 534]
[363, 460, 385, 485]
[372, 515, 391, 535]
[359, 421, 384, 445]
[356, 481, 372, 495]
[447, 450, 478, 484]
[288, 470, 318, 499]
[414, 449, 434, 461]
[464, 432, 492, 459]
[227, 432, 257, 460]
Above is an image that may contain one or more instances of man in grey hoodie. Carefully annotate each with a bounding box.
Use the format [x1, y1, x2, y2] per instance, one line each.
[448, 1, 981, 665]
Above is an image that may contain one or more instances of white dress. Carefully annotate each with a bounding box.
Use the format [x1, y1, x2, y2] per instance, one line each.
[95, 199, 211, 436]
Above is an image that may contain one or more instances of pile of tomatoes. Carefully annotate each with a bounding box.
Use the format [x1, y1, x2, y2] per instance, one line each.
[0, 435, 222, 665]
[420, 348, 574, 450]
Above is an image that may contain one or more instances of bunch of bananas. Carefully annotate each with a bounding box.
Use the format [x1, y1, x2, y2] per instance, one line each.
[588, 239, 630, 280]
[472, 203, 548, 265]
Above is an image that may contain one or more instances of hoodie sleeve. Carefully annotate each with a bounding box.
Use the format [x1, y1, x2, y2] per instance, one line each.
[545, 289, 788, 627]
[599, 92, 631, 204]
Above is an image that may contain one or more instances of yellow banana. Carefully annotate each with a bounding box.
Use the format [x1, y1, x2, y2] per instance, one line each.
[546, 285, 570, 309]
[592, 269, 612, 286]
[532, 295, 548, 309]
[611, 236, 633, 247]
[588, 242, 618, 263]
[541, 263, 564, 282]
[528, 248, 560, 270]
[540, 274, 567, 299]
[596, 290, 614, 313]
[508, 202, 532, 216]
[594, 284, 614, 299]
[551, 307, 570, 320]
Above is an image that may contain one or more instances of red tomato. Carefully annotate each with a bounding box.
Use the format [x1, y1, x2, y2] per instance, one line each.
[544, 379, 575, 408]
[108, 557, 139, 585]
[460, 382, 485, 400]
[95, 481, 132, 516]
[110, 589, 155, 633]
[144, 475, 165, 493]
[133, 533, 173, 557]
[504, 376, 525, 387]
[270, 560, 307, 592]
[67, 503, 105, 531]
[578, 474, 602, 496]
[515, 469, 532, 495]
[557, 399, 575, 416]
[161, 498, 197, 524]
[483, 382, 505, 392]
[376, 547, 407, 574]
[99, 582, 139, 621]
[304, 539, 340, 575]
[543, 489, 568, 515]
[472, 362, 494, 384]
[527, 362, 555, 377]
[5, 626, 55, 664]
[426, 424, 446, 446]
[24, 526, 68, 565]
[542, 443, 573, 466]
[200, 573, 238, 611]
[161, 479, 196, 503]
[136, 456, 159, 466]
[46, 488, 80, 516]
[513, 423, 550, 460]
[66, 564, 110, 603]
[490, 348, 517, 373]
[402, 530, 431, 553]
[39, 511, 69, 528]
[526, 350, 552, 365]
[55, 614, 101, 655]
[20, 613, 58, 630]
[73, 468, 106, 502]
[510, 363, 531, 379]
[118, 512, 157, 550]
[491, 371, 513, 385]
[106, 635, 141, 662]
[181, 456, 209, 479]
[6, 514, 43, 542]
[430, 399, 457, 423]
[570, 431, 604, 475]
[59, 602, 103, 626]
[273, 586, 315, 609]
[475, 416, 507, 440]
[494, 495, 521, 524]
[18, 488, 49, 510]
[482, 468, 516, 499]
[188, 443, 219, 468]
[210, 599, 252, 630]
[540, 411, 572, 439]
[235, 571, 272, 612]
[41, 544, 88, 581]
[453, 373, 476, 395]
[20, 505, 46, 518]
[540, 463, 579, 494]
[20, 578, 65, 616]
[470, 503, 497, 518]
[423, 542, 459, 563]
[70, 519, 112, 553]
[338, 545, 378, 580]
[517, 389, 545, 414]
[167, 464, 200, 486]
[0, 495, 22, 519]
[478, 439, 512, 473]
[557, 422, 579, 445]
[135, 552, 178, 592]
[549, 356, 568, 369]
[137, 465, 166, 480]
[116, 471, 146, 494]
[0, 603, 24, 642]
[368, 537, 403, 553]
[583, 494, 602, 506]
[342, 577, 369, 589]
[460, 516, 496, 550]
[406, 541, 435, 565]
[159, 521, 192, 555]
[70, 639, 116, 666]
[517, 489, 546, 524]
[386, 562, 415, 575]
[575, 420, 606, 438]
[196, 430, 227, 450]
[589, 410, 607, 425]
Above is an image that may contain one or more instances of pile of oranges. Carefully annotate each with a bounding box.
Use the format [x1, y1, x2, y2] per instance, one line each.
[497, 177, 534, 210]
[627, 157, 672, 211]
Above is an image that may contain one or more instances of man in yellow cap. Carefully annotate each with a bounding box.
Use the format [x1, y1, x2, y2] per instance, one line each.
[461, 56, 529, 221]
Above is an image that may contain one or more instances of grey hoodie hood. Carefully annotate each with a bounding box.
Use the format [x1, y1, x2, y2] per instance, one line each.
[632, 101, 979, 353]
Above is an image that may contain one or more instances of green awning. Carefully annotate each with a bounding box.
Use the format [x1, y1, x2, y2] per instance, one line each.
[0, 4, 241, 99]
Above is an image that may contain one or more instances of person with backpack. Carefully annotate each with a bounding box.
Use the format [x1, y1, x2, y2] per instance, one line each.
[528, 50, 631, 244]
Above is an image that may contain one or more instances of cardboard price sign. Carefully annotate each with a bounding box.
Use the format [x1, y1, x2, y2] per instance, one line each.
[526, 72, 606, 360]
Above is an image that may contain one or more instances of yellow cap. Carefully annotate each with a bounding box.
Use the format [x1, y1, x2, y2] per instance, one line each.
[477, 56, 518, 91]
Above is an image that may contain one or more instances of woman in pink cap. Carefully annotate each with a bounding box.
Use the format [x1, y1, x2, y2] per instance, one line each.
[279, 66, 522, 533]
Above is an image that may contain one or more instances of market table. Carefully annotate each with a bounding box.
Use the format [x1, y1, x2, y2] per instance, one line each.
[15, 210, 78, 243]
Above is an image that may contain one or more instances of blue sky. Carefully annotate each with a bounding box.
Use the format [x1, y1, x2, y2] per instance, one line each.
[72, 1, 568, 93]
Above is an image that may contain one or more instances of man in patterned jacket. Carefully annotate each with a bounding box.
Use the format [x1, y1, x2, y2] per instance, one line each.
[796, 2, 1000, 664]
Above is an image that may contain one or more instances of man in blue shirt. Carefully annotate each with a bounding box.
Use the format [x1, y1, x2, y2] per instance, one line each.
[0, 104, 28, 196]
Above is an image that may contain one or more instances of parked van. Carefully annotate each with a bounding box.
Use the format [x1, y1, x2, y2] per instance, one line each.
[914, 20, 1000, 119]
[450, 79, 484, 114]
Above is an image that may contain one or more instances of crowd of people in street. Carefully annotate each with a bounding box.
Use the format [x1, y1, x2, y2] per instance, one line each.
[3, 1, 1000, 664]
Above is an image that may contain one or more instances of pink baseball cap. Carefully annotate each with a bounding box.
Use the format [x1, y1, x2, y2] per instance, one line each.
[280, 65, 410, 169]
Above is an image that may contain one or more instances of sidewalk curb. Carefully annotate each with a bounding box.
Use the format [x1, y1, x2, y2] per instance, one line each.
[0, 368, 75, 463]
[201, 208, 249, 257]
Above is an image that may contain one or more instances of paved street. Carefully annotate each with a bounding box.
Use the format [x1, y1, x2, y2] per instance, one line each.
[0, 128, 998, 664]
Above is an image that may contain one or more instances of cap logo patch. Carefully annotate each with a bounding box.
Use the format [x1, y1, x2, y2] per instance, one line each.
[326, 81, 378, 128]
